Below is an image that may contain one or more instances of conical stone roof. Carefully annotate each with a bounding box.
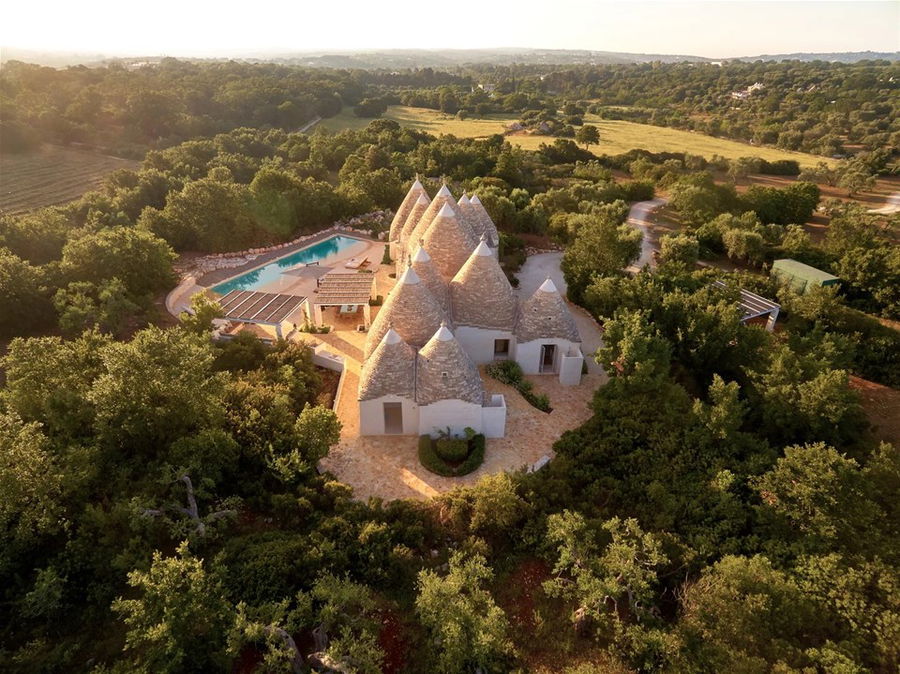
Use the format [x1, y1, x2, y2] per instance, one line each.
[399, 193, 431, 245]
[450, 239, 517, 330]
[408, 186, 462, 253]
[457, 193, 484, 240]
[516, 278, 581, 343]
[416, 324, 484, 406]
[411, 242, 450, 313]
[469, 194, 500, 247]
[389, 178, 427, 242]
[365, 267, 448, 359]
[358, 328, 416, 401]
[421, 203, 479, 282]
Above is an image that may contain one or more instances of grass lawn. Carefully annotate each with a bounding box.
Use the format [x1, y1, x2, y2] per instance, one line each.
[317, 106, 832, 168]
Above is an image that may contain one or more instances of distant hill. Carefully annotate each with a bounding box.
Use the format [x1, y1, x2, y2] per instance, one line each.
[734, 51, 899, 63]
[0, 47, 108, 67]
[2, 46, 897, 69]
[261, 48, 712, 68]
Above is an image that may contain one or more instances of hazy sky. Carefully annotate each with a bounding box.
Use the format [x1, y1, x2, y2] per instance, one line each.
[3, 0, 898, 58]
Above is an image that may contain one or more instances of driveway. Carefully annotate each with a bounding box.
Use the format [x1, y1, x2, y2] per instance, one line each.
[625, 197, 668, 272]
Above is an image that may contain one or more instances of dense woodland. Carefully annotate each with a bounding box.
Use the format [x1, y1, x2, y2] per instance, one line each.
[1, 57, 899, 673]
[2, 58, 898, 159]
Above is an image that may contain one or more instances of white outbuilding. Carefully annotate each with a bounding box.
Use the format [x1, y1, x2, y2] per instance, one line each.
[516, 278, 584, 385]
[358, 328, 418, 435]
[416, 324, 507, 438]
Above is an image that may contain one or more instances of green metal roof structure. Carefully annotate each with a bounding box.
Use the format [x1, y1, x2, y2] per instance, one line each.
[772, 259, 840, 294]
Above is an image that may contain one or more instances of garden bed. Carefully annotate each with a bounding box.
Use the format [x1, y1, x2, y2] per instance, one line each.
[486, 361, 552, 413]
[418, 431, 485, 477]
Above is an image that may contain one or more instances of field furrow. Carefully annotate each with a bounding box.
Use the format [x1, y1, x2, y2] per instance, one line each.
[0, 145, 139, 214]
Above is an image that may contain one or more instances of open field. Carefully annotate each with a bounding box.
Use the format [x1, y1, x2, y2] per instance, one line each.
[0, 145, 139, 214]
[318, 106, 832, 167]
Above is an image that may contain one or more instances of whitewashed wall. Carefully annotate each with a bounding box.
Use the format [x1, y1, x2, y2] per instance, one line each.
[559, 348, 585, 386]
[515, 338, 572, 375]
[454, 326, 516, 364]
[418, 400, 483, 438]
[359, 395, 419, 435]
[481, 395, 507, 438]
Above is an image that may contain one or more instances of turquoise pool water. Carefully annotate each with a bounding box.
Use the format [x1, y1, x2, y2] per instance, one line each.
[211, 235, 362, 294]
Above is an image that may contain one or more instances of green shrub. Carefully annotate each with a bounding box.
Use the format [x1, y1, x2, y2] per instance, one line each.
[486, 360, 523, 386]
[435, 438, 469, 462]
[522, 391, 552, 413]
[418, 434, 485, 477]
[486, 360, 552, 413]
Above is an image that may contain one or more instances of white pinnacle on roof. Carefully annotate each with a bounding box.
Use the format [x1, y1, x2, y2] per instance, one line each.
[383, 327, 403, 343]
[434, 323, 454, 341]
[436, 184, 453, 199]
[364, 266, 448, 359]
[450, 239, 517, 331]
[358, 328, 416, 401]
[389, 179, 428, 242]
[516, 276, 581, 344]
[421, 203, 479, 282]
[458, 193, 470, 206]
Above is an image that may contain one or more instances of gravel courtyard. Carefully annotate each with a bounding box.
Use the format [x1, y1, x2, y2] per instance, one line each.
[310, 255, 607, 502]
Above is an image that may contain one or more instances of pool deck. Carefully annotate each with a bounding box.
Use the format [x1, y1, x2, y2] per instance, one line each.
[195, 230, 381, 289]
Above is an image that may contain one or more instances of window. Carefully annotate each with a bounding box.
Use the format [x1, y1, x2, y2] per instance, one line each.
[493, 339, 510, 359]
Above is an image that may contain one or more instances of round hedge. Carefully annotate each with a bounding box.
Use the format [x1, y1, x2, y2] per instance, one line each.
[418, 434, 485, 477]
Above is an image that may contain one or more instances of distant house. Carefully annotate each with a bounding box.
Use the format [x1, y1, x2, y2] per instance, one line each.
[730, 82, 765, 100]
[771, 259, 840, 294]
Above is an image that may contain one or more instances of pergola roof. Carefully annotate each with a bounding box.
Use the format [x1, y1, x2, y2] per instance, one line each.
[218, 290, 307, 324]
[712, 281, 781, 320]
[314, 273, 375, 306]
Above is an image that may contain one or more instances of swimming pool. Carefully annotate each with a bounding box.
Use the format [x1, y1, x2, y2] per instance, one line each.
[210, 235, 363, 294]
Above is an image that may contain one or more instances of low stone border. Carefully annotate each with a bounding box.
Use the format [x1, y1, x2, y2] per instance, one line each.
[525, 245, 561, 256]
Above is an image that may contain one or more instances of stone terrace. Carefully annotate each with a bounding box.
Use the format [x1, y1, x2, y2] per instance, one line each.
[307, 261, 607, 501]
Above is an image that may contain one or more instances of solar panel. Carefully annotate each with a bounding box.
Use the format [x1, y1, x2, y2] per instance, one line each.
[218, 291, 306, 324]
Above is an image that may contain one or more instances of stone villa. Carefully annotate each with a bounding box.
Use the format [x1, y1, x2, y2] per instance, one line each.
[358, 179, 585, 438]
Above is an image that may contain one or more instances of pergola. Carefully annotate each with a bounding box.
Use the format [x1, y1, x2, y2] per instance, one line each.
[217, 290, 309, 339]
[312, 273, 376, 328]
[713, 281, 780, 332]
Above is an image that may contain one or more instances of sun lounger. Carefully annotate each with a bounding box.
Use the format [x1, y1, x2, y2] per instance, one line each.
[344, 256, 367, 269]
